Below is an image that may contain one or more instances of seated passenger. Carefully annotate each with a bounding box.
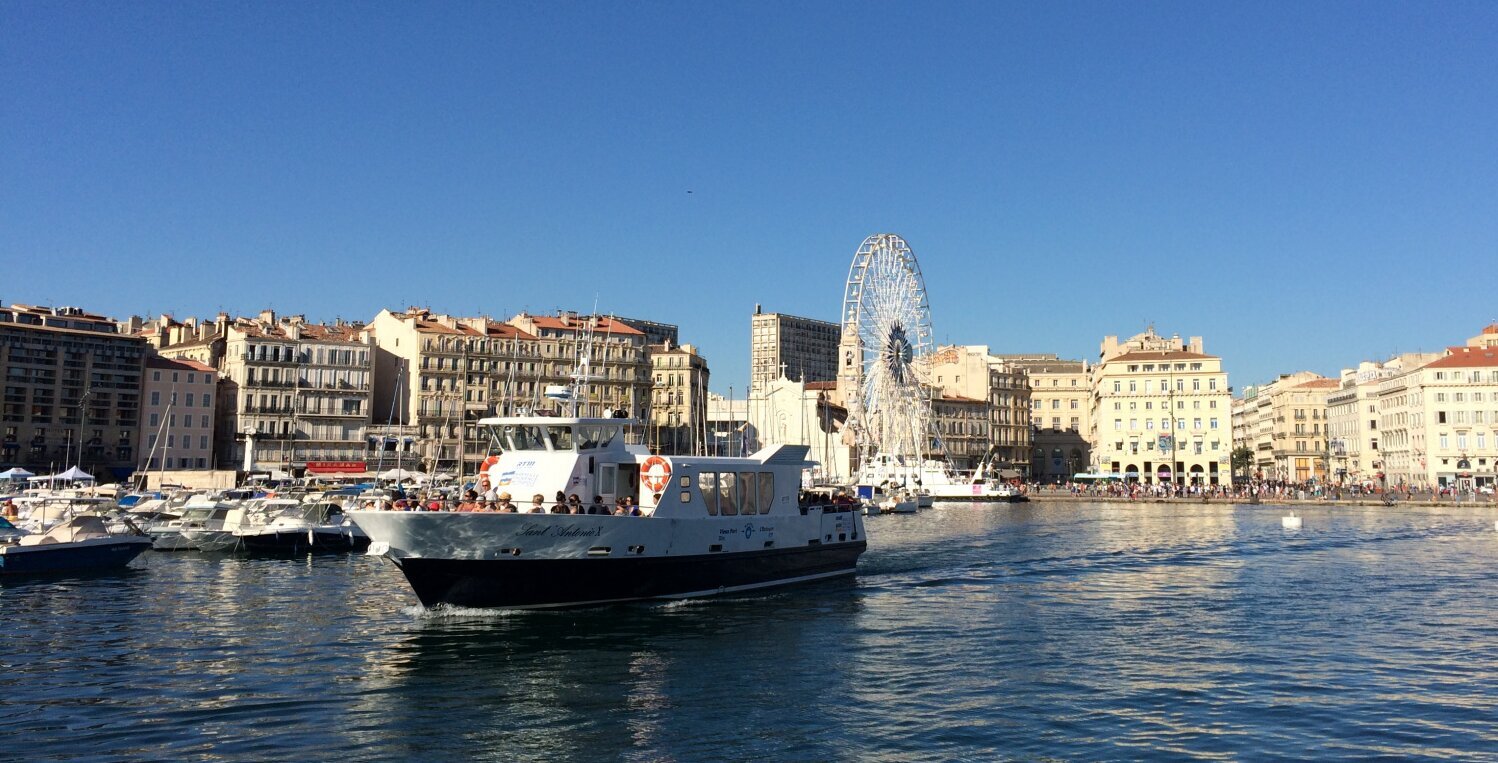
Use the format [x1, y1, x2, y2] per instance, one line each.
[613, 498, 628, 516]
[567, 494, 583, 514]
[588, 496, 606, 515]
[496, 493, 517, 513]
[529, 494, 547, 513]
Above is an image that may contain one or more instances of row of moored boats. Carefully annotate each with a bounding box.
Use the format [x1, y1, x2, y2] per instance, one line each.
[0, 486, 374, 575]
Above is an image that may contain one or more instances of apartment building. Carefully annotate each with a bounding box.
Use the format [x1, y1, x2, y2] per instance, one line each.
[1091, 328, 1232, 485]
[999, 354, 1090, 483]
[648, 342, 710, 455]
[749, 308, 840, 396]
[138, 356, 217, 471]
[1, 304, 146, 475]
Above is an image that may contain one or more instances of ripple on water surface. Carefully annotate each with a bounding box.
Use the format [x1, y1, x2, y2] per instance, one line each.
[1, 502, 1496, 761]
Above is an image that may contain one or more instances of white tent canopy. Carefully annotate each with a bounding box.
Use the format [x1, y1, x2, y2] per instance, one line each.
[0, 467, 36, 480]
[378, 468, 420, 481]
[28, 466, 96, 483]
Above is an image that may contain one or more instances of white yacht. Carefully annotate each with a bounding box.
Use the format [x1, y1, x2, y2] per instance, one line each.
[351, 416, 867, 610]
[857, 454, 1014, 501]
[235, 499, 368, 552]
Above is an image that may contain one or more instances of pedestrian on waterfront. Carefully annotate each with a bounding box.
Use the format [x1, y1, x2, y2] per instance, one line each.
[529, 493, 547, 513]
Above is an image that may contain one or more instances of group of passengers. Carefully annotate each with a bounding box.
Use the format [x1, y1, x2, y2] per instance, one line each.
[439, 489, 644, 516]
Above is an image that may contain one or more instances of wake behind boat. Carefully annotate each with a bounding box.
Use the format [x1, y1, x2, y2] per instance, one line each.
[352, 416, 866, 609]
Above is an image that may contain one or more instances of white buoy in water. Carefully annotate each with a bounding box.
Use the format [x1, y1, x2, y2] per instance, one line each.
[1282, 514, 1302, 530]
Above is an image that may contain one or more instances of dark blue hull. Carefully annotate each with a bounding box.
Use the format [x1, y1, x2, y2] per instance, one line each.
[0, 539, 152, 575]
[393, 541, 866, 609]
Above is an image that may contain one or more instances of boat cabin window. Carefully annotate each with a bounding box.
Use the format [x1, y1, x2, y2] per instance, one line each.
[757, 473, 774, 514]
[698, 471, 719, 516]
[719, 473, 739, 516]
[546, 426, 573, 450]
[739, 472, 757, 516]
[695, 471, 777, 515]
[574, 425, 619, 450]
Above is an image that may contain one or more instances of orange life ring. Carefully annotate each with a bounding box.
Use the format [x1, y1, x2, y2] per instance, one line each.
[477, 455, 500, 482]
[641, 455, 672, 493]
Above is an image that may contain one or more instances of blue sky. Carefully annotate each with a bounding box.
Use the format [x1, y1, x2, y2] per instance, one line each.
[4, 2, 1496, 393]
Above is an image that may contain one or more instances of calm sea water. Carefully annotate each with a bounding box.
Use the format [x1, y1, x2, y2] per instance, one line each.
[3, 501, 1497, 762]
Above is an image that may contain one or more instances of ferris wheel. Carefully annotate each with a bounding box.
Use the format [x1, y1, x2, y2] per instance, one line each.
[841, 233, 935, 461]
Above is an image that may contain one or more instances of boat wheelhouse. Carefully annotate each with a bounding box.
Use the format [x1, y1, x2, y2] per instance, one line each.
[351, 416, 867, 609]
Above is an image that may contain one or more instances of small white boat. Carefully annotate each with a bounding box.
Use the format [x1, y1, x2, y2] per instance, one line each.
[881, 490, 918, 514]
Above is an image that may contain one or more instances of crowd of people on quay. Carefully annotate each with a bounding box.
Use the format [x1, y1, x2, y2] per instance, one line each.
[1025, 478, 1496, 503]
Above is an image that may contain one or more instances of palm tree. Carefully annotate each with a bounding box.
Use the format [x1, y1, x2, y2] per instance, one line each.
[1231, 446, 1254, 481]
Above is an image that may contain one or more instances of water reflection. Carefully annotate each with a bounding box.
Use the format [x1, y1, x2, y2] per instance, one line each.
[2, 502, 1496, 761]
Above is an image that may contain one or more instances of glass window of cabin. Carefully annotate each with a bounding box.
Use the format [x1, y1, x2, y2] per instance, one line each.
[739, 472, 757, 516]
[719, 472, 739, 516]
[599, 426, 617, 447]
[697, 471, 719, 515]
[577, 426, 601, 449]
[758, 473, 774, 513]
[547, 426, 573, 450]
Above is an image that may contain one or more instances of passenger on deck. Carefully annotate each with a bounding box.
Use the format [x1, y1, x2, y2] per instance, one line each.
[529, 494, 547, 513]
[613, 498, 628, 516]
[457, 490, 480, 512]
[567, 494, 583, 514]
[496, 492, 517, 513]
[622, 496, 641, 517]
[588, 496, 606, 515]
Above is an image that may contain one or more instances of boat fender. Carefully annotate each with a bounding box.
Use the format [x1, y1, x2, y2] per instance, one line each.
[641, 456, 672, 493]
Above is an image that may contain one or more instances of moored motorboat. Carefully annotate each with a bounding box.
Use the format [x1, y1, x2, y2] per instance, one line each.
[0, 515, 152, 575]
[235, 500, 369, 553]
[352, 416, 867, 610]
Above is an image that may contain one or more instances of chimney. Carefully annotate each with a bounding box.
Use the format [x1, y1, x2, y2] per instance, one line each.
[258, 309, 276, 325]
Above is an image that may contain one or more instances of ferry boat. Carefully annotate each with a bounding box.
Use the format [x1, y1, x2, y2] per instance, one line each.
[351, 416, 867, 609]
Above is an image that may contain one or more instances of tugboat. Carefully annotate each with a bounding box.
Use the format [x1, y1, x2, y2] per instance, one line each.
[351, 416, 867, 609]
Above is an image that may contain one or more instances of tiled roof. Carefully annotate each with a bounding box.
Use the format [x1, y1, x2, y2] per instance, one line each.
[1425, 347, 1498, 369]
[147, 356, 216, 373]
[1292, 379, 1340, 390]
[525, 315, 645, 336]
[483, 321, 535, 340]
[805, 381, 839, 391]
